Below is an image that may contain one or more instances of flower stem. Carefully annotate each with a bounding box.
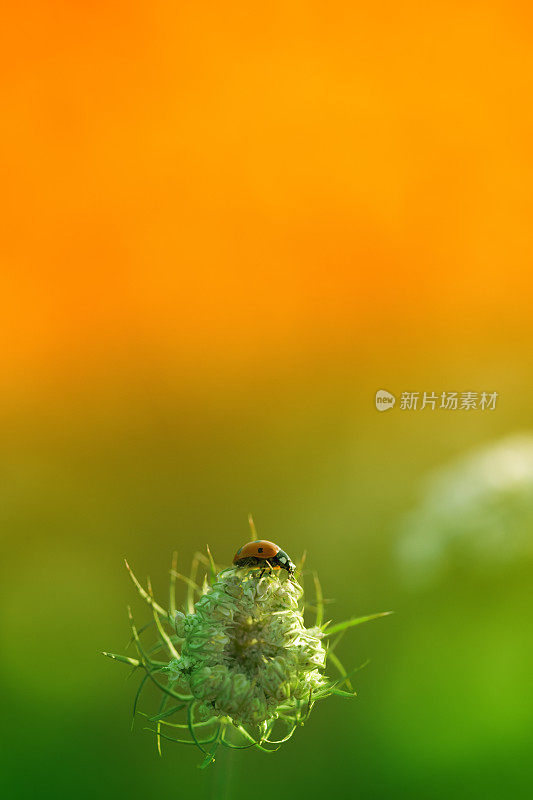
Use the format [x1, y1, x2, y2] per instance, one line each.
[210, 746, 237, 800]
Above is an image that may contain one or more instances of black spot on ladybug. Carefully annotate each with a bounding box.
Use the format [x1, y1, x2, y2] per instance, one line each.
[257, 547, 264, 552]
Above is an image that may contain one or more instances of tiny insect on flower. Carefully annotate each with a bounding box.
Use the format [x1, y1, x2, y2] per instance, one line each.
[232, 540, 296, 575]
[103, 530, 390, 768]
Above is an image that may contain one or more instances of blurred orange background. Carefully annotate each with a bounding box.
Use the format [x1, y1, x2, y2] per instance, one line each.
[2, 1, 532, 405]
[1, 3, 533, 799]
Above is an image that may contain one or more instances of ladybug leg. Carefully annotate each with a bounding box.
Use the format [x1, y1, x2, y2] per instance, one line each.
[259, 560, 275, 579]
[259, 561, 271, 578]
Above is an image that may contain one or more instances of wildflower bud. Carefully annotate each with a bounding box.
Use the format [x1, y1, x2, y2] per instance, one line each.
[169, 568, 327, 725]
[108, 548, 387, 766]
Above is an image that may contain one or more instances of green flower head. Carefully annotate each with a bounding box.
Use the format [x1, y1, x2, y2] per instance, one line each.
[104, 529, 389, 768]
[171, 568, 326, 725]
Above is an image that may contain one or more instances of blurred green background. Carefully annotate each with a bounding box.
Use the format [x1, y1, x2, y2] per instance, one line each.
[1, 352, 532, 800]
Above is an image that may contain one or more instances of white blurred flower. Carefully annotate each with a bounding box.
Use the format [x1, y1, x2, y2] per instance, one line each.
[396, 434, 533, 585]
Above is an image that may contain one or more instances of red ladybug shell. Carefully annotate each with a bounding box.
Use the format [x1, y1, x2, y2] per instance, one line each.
[232, 540, 280, 563]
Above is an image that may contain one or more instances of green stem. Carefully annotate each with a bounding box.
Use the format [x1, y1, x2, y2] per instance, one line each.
[209, 745, 237, 800]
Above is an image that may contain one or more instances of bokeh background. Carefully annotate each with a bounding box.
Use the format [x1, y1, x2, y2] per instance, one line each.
[1, 2, 532, 798]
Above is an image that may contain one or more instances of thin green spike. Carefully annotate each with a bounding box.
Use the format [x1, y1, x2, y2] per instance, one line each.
[328, 688, 357, 697]
[322, 611, 392, 637]
[297, 549, 307, 571]
[328, 630, 346, 655]
[124, 559, 168, 618]
[263, 723, 297, 744]
[153, 694, 169, 753]
[147, 577, 180, 659]
[148, 704, 186, 722]
[146, 640, 170, 658]
[235, 726, 280, 753]
[304, 603, 333, 617]
[220, 726, 257, 749]
[198, 724, 223, 769]
[171, 569, 201, 598]
[143, 727, 218, 747]
[126, 607, 190, 703]
[187, 701, 212, 756]
[169, 551, 178, 617]
[126, 606, 166, 667]
[126, 664, 139, 680]
[304, 687, 314, 722]
[102, 651, 140, 668]
[312, 572, 324, 628]
[327, 649, 354, 692]
[313, 661, 369, 700]
[143, 667, 193, 702]
[192, 551, 212, 569]
[248, 513, 258, 541]
[156, 721, 162, 756]
[199, 747, 218, 769]
[206, 544, 217, 586]
[131, 672, 149, 730]
[158, 716, 218, 730]
[154, 688, 170, 724]
[125, 620, 155, 651]
[187, 556, 200, 615]
[220, 738, 256, 750]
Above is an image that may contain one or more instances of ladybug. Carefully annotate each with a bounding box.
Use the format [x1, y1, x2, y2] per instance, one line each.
[233, 540, 296, 576]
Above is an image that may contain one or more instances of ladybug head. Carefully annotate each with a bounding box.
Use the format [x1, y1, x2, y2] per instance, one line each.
[274, 549, 296, 575]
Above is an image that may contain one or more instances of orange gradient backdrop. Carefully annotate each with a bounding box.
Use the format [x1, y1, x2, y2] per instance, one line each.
[2, 1, 533, 404]
[2, 7, 533, 799]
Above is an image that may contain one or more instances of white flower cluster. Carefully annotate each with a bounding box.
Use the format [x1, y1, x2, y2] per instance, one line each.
[169, 568, 327, 725]
[397, 433, 533, 584]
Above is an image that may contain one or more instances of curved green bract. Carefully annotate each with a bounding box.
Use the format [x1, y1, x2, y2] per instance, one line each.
[104, 547, 389, 766]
